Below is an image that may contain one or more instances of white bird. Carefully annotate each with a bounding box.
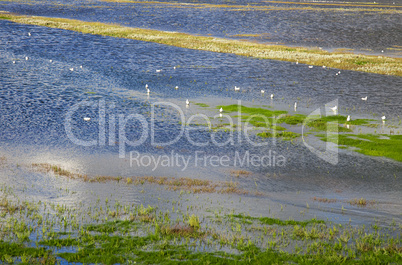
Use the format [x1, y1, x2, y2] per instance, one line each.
[145, 84, 148, 89]
[156, 69, 161, 73]
[261, 90, 265, 94]
[83, 117, 91, 121]
[175, 86, 179, 90]
[338, 71, 341, 74]
[25, 57, 28, 60]
[12, 61, 15, 64]
[219, 107, 223, 113]
[28, 32, 31, 36]
[322, 66, 326, 69]
[80, 65, 83, 69]
[294, 102, 297, 109]
[234, 86, 240, 91]
[147, 88, 150, 94]
[270, 94, 274, 99]
[330, 106, 338, 112]
[219, 113, 223, 118]
[361, 96, 367, 101]
[295, 61, 299, 65]
[347, 115, 351, 122]
[186, 99, 190, 106]
[69, 68, 74, 71]
[173, 66, 176, 70]
[49, 59, 52, 63]
[308, 65, 313, 69]
[381, 116, 386, 121]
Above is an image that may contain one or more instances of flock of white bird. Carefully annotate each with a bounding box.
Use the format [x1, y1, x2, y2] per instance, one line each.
[147, 65, 386, 123]
[19, 32, 388, 123]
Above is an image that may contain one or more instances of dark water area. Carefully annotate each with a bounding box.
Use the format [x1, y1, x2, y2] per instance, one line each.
[0, 0, 401, 56]
[0, 1, 401, 229]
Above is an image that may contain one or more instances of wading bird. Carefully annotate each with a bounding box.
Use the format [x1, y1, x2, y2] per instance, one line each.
[186, 99, 190, 106]
[361, 96, 367, 101]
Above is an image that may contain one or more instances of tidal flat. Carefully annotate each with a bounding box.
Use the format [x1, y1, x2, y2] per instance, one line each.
[0, 0, 401, 264]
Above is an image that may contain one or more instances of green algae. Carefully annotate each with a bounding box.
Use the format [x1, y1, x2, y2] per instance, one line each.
[257, 131, 301, 140]
[228, 214, 325, 226]
[320, 134, 402, 162]
[195, 103, 209, 107]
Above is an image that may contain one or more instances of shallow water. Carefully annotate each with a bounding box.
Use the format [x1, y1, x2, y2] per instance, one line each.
[0, 12, 401, 232]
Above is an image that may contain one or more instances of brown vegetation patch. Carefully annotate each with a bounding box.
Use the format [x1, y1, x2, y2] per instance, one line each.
[347, 198, 375, 207]
[0, 197, 24, 215]
[161, 223, 205, 238]
[31, 163, 261, 195]
[312, 197, 337, 203]
[230, 169, 252, 177]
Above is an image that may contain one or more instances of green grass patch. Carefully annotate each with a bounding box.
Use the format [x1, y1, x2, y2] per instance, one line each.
[195, 103, 209, 107]
[217, 104, 287, 117]
[306, 115, 371, 132]
[217, 104, 289, 129]
[228, 214, 325, 226]
[354, 59, 369, 66]
[0, 241, 56, 264]
[277, 114, 307, 125]
[320, 134, 402, 162]
[257, 131, 301, 140]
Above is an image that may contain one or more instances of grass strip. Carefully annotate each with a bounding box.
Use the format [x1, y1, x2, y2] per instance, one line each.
[229, 214, 325, 226]
[320, 134, 402, 162]
[0, 12, 401, 76]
